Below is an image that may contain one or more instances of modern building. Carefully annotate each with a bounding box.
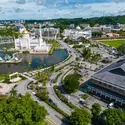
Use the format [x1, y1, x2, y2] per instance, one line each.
[0, 24, 6, 29]
[63, 27, 92, 40]
[34, 28, 60, 40]
[0, 36, 13, 43]
[80, 24, 90, 29]
[15, 24, 26, 33]
[102, 26, 111, 33]
[92, 27, 101, 32]
[69, 24, 75, 28]
[90, 59, 125, 106]
[42, 28, 60, 40]
[15, 26, 52, 54]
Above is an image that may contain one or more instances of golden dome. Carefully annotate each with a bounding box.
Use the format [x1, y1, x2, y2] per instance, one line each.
[22, 30, 29, 34]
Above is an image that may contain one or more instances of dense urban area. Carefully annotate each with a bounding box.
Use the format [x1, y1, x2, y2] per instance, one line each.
[0, 15, 125, 125]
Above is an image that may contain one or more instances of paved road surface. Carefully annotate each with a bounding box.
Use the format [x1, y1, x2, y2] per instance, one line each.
[15, 80, 68, 125]
[15, 39, 78, 125]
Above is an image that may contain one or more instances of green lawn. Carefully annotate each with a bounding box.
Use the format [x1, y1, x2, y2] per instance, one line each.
[98, 40, 125, 48]
[0, 74, 9, 83]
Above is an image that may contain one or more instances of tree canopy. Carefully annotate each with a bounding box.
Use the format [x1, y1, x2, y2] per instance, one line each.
[91, 103, 101, 118]
[117, 44, 125, 56]
[100, 108, 125, 125]
[36, 88, 49, 101]
[92, 32, 103, 37]
[25, 15, 125, 26]
[82, 48, 91, 60]
[0, 28, 20, 38]
[0, 93, 47, 125]
[63, 73, 81, 93]
[70, 108, 91, 125]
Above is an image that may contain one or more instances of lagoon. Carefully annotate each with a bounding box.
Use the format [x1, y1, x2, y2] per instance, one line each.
[0, 49, 68, 74]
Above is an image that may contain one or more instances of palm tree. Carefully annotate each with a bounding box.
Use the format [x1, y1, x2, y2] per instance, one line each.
[10, 88, 17, 97]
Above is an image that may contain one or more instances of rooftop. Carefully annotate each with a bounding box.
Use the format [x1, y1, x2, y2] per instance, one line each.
[92, 59, 125, 89]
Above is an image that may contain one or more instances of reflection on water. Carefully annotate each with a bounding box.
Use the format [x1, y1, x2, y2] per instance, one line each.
[0, 49, 68, 74]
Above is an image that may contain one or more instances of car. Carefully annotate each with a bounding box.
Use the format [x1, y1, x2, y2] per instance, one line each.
[32, 91, 36, 95]
[79, 98, 85, 104]
[53, 102, 58, 106]
[107, 102, 114, 108]
[48, 98, 53, 102]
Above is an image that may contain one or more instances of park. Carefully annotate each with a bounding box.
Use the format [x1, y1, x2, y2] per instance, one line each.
[98, 39, 125, 48]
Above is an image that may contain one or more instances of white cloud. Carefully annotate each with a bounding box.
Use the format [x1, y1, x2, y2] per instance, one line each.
[0, 0, 125, 19]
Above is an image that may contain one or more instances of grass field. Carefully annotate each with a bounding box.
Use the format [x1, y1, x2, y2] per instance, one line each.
[98, 39, 125, 48]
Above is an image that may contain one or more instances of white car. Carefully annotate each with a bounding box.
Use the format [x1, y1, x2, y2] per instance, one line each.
[32, 91, 36, 95]
[107, 102, 114, 108]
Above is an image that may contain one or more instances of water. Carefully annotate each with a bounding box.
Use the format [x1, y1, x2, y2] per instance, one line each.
[0, 49, 69, 74]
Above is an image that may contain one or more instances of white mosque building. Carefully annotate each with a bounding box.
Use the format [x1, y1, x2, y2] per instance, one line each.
[15, 26, 52, 54]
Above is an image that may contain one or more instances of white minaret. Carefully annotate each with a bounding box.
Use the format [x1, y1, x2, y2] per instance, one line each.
[39, 24, 44, 47]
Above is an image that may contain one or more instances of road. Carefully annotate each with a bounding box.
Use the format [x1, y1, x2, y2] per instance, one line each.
[15, 79, 68, 125]
[15, 39, 78, 125]
[16, 79, 31, 95]
[47, 67, 73, 115]
[46, 40, 79, 116]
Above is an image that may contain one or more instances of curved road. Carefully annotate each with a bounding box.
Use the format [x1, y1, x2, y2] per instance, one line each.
[15, 39, 77, 125]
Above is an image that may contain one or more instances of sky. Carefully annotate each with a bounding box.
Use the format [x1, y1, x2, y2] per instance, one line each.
[0, 0, 125, 20]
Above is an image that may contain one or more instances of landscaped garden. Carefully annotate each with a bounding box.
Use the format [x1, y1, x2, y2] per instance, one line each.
[0, 74, 9, 83]
[98, 39, 125, 48]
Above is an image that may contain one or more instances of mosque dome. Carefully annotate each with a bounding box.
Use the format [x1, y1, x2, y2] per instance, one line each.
[22, 30, 29, 34]
[76, 26, 81, 30]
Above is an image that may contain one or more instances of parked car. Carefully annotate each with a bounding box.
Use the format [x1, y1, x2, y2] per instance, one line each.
[107, 102, 114, 108]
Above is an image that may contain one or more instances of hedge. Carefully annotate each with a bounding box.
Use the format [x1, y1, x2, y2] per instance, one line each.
[53, 72, 62, 83]
[54, 85, 79, 110]
[45, 100, 69, 118]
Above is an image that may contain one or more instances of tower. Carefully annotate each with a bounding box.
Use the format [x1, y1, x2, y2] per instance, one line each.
[39, 24, 44, 47]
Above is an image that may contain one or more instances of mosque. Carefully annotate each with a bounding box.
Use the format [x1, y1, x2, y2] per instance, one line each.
[14, 26, 52, 54]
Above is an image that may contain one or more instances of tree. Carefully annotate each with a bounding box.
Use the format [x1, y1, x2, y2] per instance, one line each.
[63, 73, 80, 93]
[64, 37, 72, 44]
[54, 23, 67, 33]
[91, 103, 101, 118]
[10, 88, 17, 97]
[0, 94, 7, 101]
[0, 93, 47, 125]
[36, 88, 49, 101]
[117, 29, 125, 36]
[78, 37, 90, 43]
[82, 48, 91, 60]
[117, 44, 125, 56]
[91, 54, 101, 63]
[92, 32, 103, 37]
[50, 63, 55, 72]
[70, 108, 91, 125]
[99, 108, 125, 125]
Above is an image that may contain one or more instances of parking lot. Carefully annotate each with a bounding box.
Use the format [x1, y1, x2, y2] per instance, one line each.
[72, 90, 108, 111]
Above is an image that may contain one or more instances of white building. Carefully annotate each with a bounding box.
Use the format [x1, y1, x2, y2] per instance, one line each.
[63, 26, 92, 40]
[15, 26, 52, 54]
[42, 28, 60, 40]
[92, 27, 101, 32]
[102, 26, 111, 33]
[34, 28, 60, 40]
[15, 24, 26, 33]
[0, 36, 13, 43]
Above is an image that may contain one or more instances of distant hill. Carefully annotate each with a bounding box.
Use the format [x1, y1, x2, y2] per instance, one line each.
[1, 15, 125, 26]
[25, 15, 125, 26]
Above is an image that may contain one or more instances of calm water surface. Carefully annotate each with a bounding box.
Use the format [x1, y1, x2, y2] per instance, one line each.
[0, 49, 68, 74]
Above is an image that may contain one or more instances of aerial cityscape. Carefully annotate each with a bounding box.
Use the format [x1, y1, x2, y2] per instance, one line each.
[0, 0, 125, 125]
